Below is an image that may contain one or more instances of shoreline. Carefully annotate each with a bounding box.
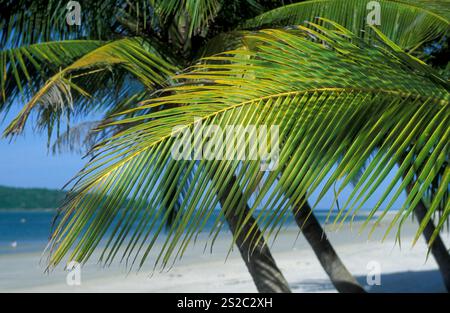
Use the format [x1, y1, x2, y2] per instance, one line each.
[0, 209, 399, 255]
[0, 218, 448, 292]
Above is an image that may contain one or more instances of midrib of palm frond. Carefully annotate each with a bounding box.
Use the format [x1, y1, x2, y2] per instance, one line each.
[103, 87, 448, 154]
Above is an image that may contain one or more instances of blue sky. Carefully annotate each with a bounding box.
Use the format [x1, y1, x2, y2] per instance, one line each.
[0, 107, 85, 189]
[0, 133, 85, 189]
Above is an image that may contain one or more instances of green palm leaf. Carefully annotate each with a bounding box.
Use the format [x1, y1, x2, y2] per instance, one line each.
[3, 37, 177, 137]
[241, 0, 450, 51]
[46, 21, 449, 271]
[0, 40, 106, 110]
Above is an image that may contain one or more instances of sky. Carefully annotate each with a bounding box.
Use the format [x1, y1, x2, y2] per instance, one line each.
[0, 105, 407, 210]
[0, 107, 86, 189]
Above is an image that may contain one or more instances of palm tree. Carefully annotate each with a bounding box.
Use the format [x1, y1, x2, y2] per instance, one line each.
[37, 19, 450, 286]
[0, 0, 294, 293]
[1, 0, 448, 293]
[243, 0, 450, 291]
[46, 21, 449, 289]
[399, 155, 450, 290]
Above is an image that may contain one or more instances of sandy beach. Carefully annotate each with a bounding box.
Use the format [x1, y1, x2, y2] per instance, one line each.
[0, 216, 448, 293]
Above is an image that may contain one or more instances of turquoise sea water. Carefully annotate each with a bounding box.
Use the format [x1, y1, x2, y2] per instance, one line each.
[0, 210, 369, 255]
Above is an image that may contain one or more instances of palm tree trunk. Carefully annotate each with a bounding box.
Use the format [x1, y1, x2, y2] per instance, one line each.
[397, 155, 450, 292]
[292, 201, 366, 293]
[404, 183, 450, 292]
[221, 176, 291, 293]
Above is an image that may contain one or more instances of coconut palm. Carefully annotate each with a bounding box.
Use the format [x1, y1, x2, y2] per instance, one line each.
[243, 0, 450, 290]
[0, 0, 294, 293]
[1, 0, 449, 293]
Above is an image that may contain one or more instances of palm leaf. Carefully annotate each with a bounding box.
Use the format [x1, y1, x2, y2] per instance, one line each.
[46, 21, 449, 271]
[0, 40, 106, 111]
[241, 0, 450, 51]
[3, 37, 177, 137]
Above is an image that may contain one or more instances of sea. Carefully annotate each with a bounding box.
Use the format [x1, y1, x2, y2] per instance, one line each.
[0, 210, 370, 255]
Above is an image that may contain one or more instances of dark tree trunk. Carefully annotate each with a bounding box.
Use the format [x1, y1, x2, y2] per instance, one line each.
[405, 183, 450, 292]
[292, 201, 366, 293]
[221, 177, 291, 293]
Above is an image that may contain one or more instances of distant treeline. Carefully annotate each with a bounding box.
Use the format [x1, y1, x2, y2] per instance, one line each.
[0, 186, 66, 209]
[0, 186, 149, 210]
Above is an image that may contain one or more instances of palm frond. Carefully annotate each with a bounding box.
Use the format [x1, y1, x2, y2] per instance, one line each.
[3, 37, 177, 137]
[46, 21, 449, 271]
[0, 40, 105, 111]
[241, 0, 450, 51]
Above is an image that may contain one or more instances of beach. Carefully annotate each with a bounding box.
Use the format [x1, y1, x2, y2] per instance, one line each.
[0, 213, 448, 293]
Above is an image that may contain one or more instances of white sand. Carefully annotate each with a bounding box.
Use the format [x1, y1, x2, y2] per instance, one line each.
[0, 217, 448, 293]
